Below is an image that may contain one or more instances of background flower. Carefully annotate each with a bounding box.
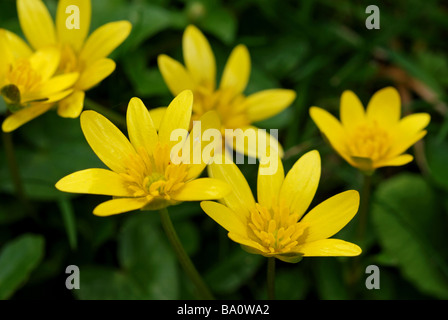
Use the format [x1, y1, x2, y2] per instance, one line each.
[157, 25, 296, 159]
[0, 29, 78, 131]
[0, 0, 131, 131]
[310, 87, 430, 173]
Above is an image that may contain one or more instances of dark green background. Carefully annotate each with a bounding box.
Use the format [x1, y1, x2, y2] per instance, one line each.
[1, 0, 448, 300]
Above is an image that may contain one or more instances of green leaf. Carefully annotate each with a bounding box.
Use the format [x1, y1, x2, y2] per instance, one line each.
[118, 213, 179, 299]
[273, 267, 309, 300]
[0, 234, 45, 300]
[122, 52, 170, 98]
[313, 258, 350, 300]
[372, 173, 448, 299]
[204, 246, 263, 294]
[0, 112, 103, 200]
[199, 7, 237, 45]
[426, 137, 448, 192]
[124, 3, 175, 50]
[58, 198, 77, 250]
[75, 266, 145, 300]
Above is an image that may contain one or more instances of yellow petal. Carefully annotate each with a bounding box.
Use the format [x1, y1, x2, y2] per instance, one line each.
[80, 110, 137, 173]
[39, 72, 79, 97]
[245, 89, 296, 123]
[157, 54, 195, 96]
[57, 90, 85, 118]
[2, 103, 53, 132]
[208, 161, 256, 218]
[200, 201, 247, 235]
[257, 149, 284, 209]
[148, 107, 166, 131]
[158, 90, 193, 148]
[297, 239, 361, 257]
[309, 106, 350, 161]
[126, 97, 158, 156]
[56, 168, 132, 196]
[366, 87, 401, 128]
[279, 150, 321, 219]
[79, 21, 132, 66]
[183, 111, 221, 180]
[76, 58, 116, 90]
[340, 90, 365, 132]
[301, 190, 359, 242]
[388, 113, 430, 158]
[29, 47, 60, 82]
[389, 130, 427, 161]
[0, 30, 14, 79]
[229, 126, 284, 160]
[56, 0, 91, 52]
[17, 0, 56, 49]
[93, 197, 148, 217]
[32, 88, 73, 104]
[374, 154, 414, 169]
[219, 44, 250, 96]
[171, 178, 231, 201]
[4, 29, 33, 59]
[228, 232, 268, 254]
[183, 25, 216, 90]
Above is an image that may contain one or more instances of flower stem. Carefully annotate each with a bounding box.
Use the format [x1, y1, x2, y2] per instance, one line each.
[357, 172, 372, 243]
[159, 207, 214, 300]
[2, 131, 26, 203]
[267, 257, 276, 300]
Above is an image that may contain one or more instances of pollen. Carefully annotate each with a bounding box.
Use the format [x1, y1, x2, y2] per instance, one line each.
[347, 122, 390, 161]
[120, 143, 190, 200]
[248, 203, 307, 254]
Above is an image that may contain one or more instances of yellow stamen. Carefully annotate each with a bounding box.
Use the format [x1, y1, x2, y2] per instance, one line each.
[191, 86, 250, 130]
[347, 122, 390, 161]
[119, 143, 190, 200]
[5, 59, 42, 94]
[248, 203, 307, 254]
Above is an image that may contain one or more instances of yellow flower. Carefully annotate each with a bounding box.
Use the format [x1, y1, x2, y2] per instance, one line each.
[310, 87, 431, 173]
[2, 0, 131, 131]
[0, 29, 78, 132]
[56, 90, 231, 216]
[201, 150, 361, 263]
[157, 25, 296, 158]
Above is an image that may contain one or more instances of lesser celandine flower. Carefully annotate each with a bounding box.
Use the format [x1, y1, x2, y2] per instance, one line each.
[1, 0, 131, 131]
[201, 149, 361, 264]
[157, 25, 296, 158]
[0, 30, 78, 132]
[309, 87, 431, 174]
[56, 90, 230, 216]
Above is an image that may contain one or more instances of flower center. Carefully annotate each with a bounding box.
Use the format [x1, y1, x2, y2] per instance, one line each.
[192, 86, 250, 130]
[5, 59, 42, 95]
[58, 44, 79, 74]
[120, 143, 189, 200]
[248, 203, 307, 254]
[347, 122, 390, 161]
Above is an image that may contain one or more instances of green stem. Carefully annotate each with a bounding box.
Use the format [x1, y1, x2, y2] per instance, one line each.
[159, 207, 214, 300]
[84, 97, 126, 128]
[357, 172, 372, 243]
[2, 131, 26, 203]
[267, 257, 276, 300]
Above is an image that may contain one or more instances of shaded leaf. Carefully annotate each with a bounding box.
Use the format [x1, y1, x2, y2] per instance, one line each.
[0, 234, 45, 299]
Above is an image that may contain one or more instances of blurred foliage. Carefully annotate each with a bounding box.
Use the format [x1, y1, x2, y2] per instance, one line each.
[1, 0, 448, 300]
